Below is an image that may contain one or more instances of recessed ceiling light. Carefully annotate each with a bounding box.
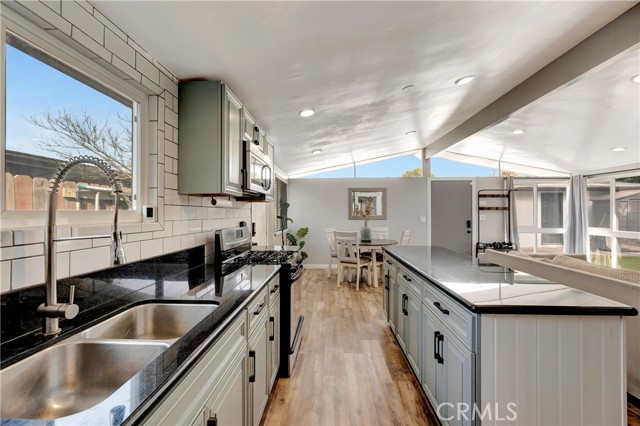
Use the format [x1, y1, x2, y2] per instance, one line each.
[632, 74, 640, 83]
[402, 85, 415, 91]
[312, 149, 323, 155]
[612, 147, 627, 152]
[299, 109, 315, 118]
[512, 129, 525, 135]
[454, 75, 475, 86]
[405, 131, 417, 136]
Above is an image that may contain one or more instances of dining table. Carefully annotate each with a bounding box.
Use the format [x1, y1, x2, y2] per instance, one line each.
[359, 238, 398, 287]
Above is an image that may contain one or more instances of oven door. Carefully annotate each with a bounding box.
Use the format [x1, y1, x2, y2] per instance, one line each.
[288, 264, 304, 376]
[244, 144, 272, 195]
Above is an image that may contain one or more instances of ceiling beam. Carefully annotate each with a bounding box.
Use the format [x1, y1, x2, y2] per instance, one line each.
[424, 3, 640, 157]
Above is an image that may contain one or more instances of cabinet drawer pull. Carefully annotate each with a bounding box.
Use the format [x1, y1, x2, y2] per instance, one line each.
[402, 274, 412, 282]
[206, 412, 218, 426]
[402, 294, 408, 315]
[433, 301, 450, 315]
[249, 350, 256, 383]
[253, 302, 266, 316]
[437, 333, 445, 364]
[269, 316, 275, 341]
[270, 284, 280, 294]
[386, 260, 392, 265]
[434, 331, 441, 360]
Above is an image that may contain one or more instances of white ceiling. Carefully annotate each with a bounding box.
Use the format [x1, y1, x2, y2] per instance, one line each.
[94, 1, 637, 176]
[445, 47, 640, 175]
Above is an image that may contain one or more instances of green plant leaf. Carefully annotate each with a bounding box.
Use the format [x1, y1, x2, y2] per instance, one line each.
[301, 252, 309, 260]
[298, 241, 305, 249]
[296, 227, 309, 239]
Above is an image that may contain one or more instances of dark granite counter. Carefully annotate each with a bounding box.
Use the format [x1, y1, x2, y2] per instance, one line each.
[0, 246, 280, 425]
[384, 246, 638, 316]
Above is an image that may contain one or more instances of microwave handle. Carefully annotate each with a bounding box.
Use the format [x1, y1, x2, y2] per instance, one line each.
[262, 165, 272, 191]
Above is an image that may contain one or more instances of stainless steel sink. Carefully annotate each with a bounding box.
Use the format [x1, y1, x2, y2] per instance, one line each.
[0, 341, 168, 419]
[80, 303, 218, 341]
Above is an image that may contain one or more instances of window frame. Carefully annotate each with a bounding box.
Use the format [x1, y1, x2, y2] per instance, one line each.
[586, 170, 640, 268]
[274, 176, 288, 233]
[0, 9, 148, 229]
[513, 178, 568, 254]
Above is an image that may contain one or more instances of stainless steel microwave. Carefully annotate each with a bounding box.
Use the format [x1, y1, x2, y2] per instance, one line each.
[243, 141, 273, 196]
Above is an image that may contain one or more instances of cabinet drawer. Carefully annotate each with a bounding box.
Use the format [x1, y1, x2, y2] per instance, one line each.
[383, 255, 397, 272]
[423, 282, 476, 351]
[397, 265, 422, 298]
[247, 286, 269, 335]
[268, 275, 280, 298]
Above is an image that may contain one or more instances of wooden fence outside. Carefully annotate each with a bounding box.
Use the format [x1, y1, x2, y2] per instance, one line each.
[5, 173, 132, 211]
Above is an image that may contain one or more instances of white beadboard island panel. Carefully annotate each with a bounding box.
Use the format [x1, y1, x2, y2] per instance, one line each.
[480, 314, 626, 426]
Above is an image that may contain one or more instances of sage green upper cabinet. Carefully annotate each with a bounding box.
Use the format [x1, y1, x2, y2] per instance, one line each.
[243, 109, 256, 144]
[178, 80, 244, 196]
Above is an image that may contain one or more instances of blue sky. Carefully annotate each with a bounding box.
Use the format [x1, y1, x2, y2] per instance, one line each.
[5, 43, 131, 157]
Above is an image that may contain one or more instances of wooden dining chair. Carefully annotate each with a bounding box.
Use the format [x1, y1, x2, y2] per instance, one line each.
[362, 226, 388, 279]
[334, 230, 371, 291]
[323, 227, 337, 278]
[399, 230, 412, 246]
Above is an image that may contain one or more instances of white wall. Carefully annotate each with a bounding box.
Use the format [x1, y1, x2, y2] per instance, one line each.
[0, 1, 252, 293]
[287, 178, 428, 266]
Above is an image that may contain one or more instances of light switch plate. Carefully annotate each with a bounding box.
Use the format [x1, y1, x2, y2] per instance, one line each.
[143, 205, 156, 222]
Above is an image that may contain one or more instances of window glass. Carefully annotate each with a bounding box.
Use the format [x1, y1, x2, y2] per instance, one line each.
[518, 233, 535, 253]
[590, 235, 613, 267]
[616, 237, 640, 271]
[587, 182, 611, 228]
[4, 33, 136, 211]
[274, 178, 288, 231]
[538, 184, 565, 228]
[537, 233, 564, 253]
[615, 176, 640, 232]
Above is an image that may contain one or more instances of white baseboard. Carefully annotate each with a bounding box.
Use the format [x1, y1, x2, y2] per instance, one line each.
[302, 264, 336, 270]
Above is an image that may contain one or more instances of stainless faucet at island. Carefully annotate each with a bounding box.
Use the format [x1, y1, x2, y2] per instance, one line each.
[38, 155, 127, 336]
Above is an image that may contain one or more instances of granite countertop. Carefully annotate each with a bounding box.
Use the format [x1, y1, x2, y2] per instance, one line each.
[384, 246, 638, 316]
[0, 245, 280, 425]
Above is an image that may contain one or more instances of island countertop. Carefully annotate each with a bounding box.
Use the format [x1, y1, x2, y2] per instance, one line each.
[384, 246, 638, 316]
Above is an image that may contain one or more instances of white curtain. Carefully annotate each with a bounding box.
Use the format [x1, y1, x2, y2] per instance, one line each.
[506, 177, 520, 246]
[565, 175, 588, 254]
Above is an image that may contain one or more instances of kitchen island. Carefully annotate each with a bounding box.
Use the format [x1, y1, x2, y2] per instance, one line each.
[383, 246, 637, 426]
[0, 245, 280, 425]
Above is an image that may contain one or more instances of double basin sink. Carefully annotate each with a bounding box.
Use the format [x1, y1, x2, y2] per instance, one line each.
[0, 302, 219, 420]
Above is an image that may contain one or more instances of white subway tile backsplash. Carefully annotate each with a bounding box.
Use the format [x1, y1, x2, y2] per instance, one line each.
[148, 154, 158, 188]
[152, 221, 173, 239]
[119, 223, 142, 234]
[23, 1, 72, 35]
[75, 0, 94, 14]
[126, 232, 153, 243]
[173, 220, 188, 236]
[1, 262, 11, 293]
[135, 52, 160, 84]
[182, 206, 196, 220]
[57, 251, 70, 280]
[127, 38, 153, 62]
[13, 229, 44, 245]
[42, 0, 61, 14]
[140, 239, 163, 259]
[202, 220, 216, 232]
[165, 205, 181, 221]
[158, 97, 165, 131]
[71, 27, 110, 61]
[0, 244, 44, 260]
[196, 208, 208, 220]
[158, 164, 165, 193]
[165, 107, 178, 128]
[180, 234, 195, 250]
[194, 232, 208, 246]
[149, 95, 159, 122]
[93, 238, 112, 248]
[159, 72, 178, 98]
[62, 1, 103, 43]
[93, 8, 127, 41]
[177, 193, 190, 206]
[188, 220, 202, 233]
[164, 156, 173, 173]
[165, 140, 178, 159]
[72, 224, 111, 237]
[123, 242, 141, 263]
[56, 239, 92, 253]
[12, 256, 45, 290]
[105, 28, 135, 66]
[111, 55, 141, 82]
[70, 246, 110, 276]
[172, 127, 178, 143]
[140, 222, 163, 233]
[188, 196, 202, 207]
[163, 236, 181, 254]
[0, 230, 13, 247]
[141, 76, 162, 95]
[165, 172, 177, 190]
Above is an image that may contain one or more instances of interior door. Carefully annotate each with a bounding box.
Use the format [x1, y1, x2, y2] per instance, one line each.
[431, 180, 473, 255]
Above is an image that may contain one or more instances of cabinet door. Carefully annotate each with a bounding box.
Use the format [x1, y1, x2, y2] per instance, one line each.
[198, 351, 247, 426]
[421, 305, 440, 406]
[256, 127, 266, 152]
[442, 334, 475, 426]
[268, 295, 280, 390]
[243, 109, 255, 142]
[383, 268, 390, 319]
[388, 272, 397, 332]
[405, 292, 421, 377]
[248, 315, 270, 426]
[395, 282, 407, 350]
[222, 87, 243, 195]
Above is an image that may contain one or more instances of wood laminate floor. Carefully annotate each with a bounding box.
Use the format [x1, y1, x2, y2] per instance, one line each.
[261, 269, 640, 426]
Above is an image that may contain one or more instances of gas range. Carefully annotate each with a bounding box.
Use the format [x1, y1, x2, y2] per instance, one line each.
[232, 249, 299, 265]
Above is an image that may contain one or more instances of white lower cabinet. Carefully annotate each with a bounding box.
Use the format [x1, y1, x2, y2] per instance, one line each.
[248, 311, 270, 426]
[140, 313, 247, 426]
[395, 278, 421, 377]
[268, 293, 280, 390]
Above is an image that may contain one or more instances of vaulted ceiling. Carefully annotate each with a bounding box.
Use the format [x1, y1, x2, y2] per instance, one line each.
[94, 1, 639, 176]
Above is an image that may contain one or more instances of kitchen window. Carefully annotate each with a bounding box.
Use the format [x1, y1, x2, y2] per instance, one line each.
[513, 180, 568, 254]
[586, 173, 640, 270]
[1, 13, 146, 226]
